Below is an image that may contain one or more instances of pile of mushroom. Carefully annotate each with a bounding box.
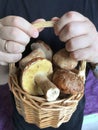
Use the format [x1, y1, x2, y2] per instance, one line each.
[19, 41, 85, 102]
[19, 41, 60, 102]
[52, 48, 85, 95]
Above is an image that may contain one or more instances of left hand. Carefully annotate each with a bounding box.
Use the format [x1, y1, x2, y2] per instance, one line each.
[54, 11, 98, 63]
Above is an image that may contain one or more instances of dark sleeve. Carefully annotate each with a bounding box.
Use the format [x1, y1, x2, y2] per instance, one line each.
[0, 84, 14, 130]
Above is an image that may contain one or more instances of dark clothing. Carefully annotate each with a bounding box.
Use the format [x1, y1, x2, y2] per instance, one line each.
[0, 0, 98, 130]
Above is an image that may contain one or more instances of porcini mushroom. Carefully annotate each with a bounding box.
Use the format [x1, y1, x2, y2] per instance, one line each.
[52, 61, 86, 95]
[52, 69, 84, 95]
[53, 48, 78, 70]
[31, 40, 53, 61]
[19, 48, 45, 70]
[21, 58, 60, 101]
[19, 40, 53, 70]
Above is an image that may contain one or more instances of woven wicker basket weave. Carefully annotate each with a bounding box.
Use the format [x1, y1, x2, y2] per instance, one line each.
[8, 60, 86, 129]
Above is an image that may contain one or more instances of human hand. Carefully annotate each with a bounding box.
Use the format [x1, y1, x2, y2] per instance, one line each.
[54, 11, 98, 63]
[0, 16, 44, 66]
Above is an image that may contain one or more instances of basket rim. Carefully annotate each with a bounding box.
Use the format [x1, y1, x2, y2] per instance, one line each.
[9, 71, 84, 110]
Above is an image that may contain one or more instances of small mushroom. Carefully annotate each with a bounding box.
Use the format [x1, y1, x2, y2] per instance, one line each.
[53, 48, 78, 70]
[21, 58, 60, 101]
[19, 48, 45, 70]
[52, 69, 84, 95]
[31, 40, 53, 61]
[19, 40, 53, 70]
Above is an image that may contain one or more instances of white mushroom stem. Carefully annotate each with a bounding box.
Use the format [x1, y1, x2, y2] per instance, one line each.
[35, 74, 60, 102]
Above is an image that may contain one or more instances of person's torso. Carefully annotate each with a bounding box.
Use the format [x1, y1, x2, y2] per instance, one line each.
[0, 1, 98, 130]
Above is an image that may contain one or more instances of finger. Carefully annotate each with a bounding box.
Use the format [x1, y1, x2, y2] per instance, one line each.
[70, 47, 94, 61]
[54, 11, 87, 35]
[0, 26, 30, 45]
[0, 16, 39, 38]
[5, 41, 25, 53]
[59, 21, 93, 42]
[0, 51, 22, 63]
[51, 17, 59, 21]
[65, 34, 92, 51]
[0, 39, 25, 53]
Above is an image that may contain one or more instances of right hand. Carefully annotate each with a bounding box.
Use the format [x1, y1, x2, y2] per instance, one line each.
[0, 16, 40, 66]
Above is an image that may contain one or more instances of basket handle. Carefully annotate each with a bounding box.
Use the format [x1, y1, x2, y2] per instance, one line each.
[32, 21, 55, 28]
[78, 60, 86, 83]
[9, 63, 16, 75]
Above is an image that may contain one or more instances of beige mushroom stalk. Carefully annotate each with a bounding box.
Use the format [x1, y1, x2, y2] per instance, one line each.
[21, 58, 60, 101]
[31, 40, 53, 61]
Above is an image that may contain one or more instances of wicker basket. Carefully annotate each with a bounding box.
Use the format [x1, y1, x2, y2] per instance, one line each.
[8, 60, 86, 129]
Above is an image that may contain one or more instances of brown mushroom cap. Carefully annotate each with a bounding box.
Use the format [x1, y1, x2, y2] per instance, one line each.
[52, 69, 84, 95]
[53, 48, 78, 70]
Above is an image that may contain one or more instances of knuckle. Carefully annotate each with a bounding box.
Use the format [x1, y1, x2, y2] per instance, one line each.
[66, 23, 74, 34]
[66, 40, 74, 51]
[12, 16, 20, 26]
[66, 11, 76, 19]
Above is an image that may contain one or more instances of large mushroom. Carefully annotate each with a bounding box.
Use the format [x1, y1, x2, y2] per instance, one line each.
[52, 69, 84, 95]
[19, 40, 53, 70]
[21, 58, 60, 101]
[52, 61, 86, 95]
[53, 48, 78, 70]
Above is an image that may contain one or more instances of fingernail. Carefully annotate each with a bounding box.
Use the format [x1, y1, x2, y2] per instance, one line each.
[32, 30, 39, 38]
